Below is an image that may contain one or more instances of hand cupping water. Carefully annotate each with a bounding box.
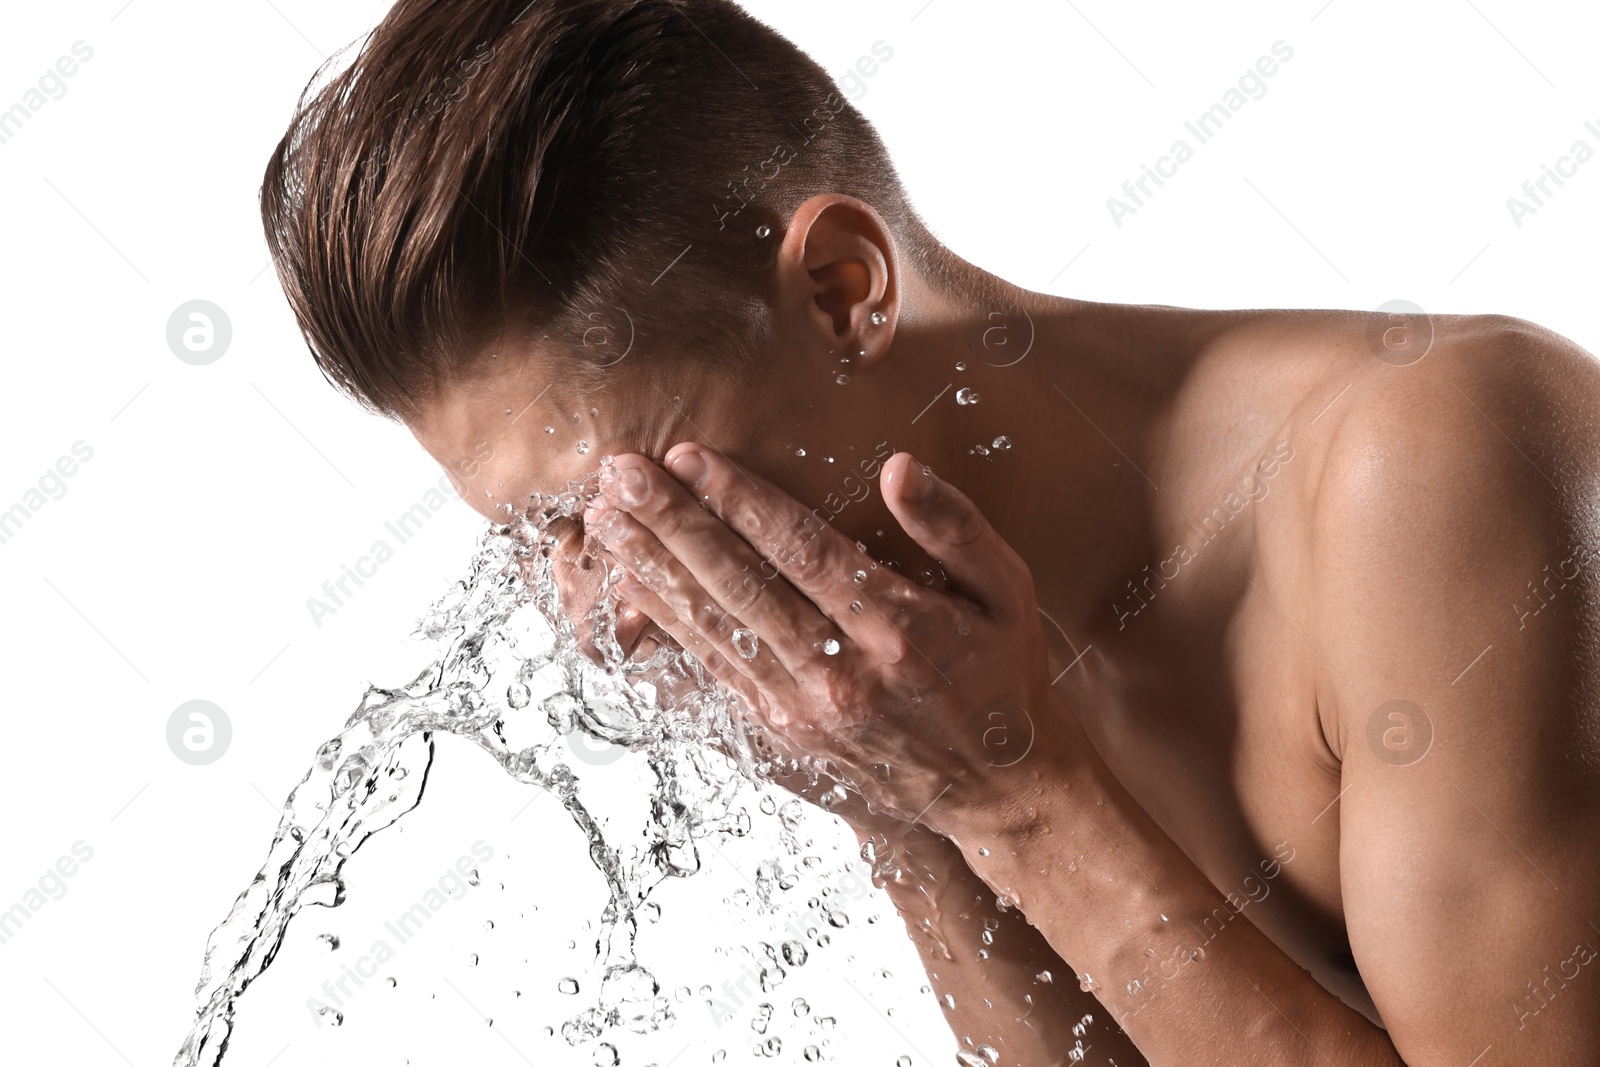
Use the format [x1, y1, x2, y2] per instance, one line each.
[580, 445, 1073, 836]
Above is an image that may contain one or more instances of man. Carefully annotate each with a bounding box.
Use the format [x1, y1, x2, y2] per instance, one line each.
[260, 0, 1600, 1063]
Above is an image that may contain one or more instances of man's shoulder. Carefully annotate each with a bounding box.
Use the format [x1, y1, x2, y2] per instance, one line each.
[1307, 312, 1600, 534]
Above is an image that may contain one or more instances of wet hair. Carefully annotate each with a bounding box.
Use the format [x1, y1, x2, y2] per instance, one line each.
[259, 0, 956, 422]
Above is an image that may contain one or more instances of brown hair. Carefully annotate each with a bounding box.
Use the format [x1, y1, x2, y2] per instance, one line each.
[260, 0, 954, 422]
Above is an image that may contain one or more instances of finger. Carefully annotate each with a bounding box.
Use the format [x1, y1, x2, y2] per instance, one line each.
[587, 501, 796, 694]
[601, 453, 845, 672]
[881, 452, 1030, 615]
[657, 444, 919, 643]
[610, 570, 771, 723]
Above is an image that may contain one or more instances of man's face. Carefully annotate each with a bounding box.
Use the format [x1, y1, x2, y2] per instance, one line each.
[406, 347, 777, 662]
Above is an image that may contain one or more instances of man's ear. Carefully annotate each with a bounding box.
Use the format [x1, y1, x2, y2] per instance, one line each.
[775, 193, 899, 369]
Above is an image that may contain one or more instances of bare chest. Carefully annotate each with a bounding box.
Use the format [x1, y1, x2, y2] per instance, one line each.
[1042, 495, 1380, 1020]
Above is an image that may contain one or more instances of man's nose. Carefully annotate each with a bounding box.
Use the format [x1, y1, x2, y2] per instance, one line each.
[545, 519, 661, 663]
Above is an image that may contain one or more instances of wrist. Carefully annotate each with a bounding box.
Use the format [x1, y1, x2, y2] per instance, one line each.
[932, 686, 1093, 846]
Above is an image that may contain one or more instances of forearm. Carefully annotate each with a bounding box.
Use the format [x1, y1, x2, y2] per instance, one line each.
[940, 698, 1401, 1067]
[858, 820, 1146, 1067]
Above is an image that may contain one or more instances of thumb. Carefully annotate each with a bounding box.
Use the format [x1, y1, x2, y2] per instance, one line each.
[882, 452, 1029, 613]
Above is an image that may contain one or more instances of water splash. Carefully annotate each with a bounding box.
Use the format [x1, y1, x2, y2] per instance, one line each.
[173, 476, 789, 1066]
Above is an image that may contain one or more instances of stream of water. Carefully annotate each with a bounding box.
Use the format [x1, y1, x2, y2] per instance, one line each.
[173, 477, 790, 1066]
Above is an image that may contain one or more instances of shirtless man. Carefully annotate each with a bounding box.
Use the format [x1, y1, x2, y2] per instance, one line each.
[260, 1, 1600, 1062]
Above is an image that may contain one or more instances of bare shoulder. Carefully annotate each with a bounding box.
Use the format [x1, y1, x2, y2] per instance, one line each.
[1308, 312, 1600, 520]
[1295, 311, 1600, 756]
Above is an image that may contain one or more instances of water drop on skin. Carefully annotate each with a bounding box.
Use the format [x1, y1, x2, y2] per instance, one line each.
[822, 638, 841, 656]
[849, 600, 863, 615]
[956, 387, 980, 406]
[795, 448, 806, 457]
[755, 224, 772, 238]
[576, 440, 590, 455]
[544, 426, 555, 434]
[732, 628, 760, 660]
[835, 374, 850, 385]
[992, 435, 1012, 451]
[852, 570, 867, 585]
[558, 977, 580, 994]
[956, 361, 967, 371]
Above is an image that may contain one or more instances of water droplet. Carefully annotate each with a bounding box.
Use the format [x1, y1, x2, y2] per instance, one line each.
[731, 628, 760, 660]
[385, 976, 397, 988]
[467, 952, 479, 966]
[942, 992, 956, 1009]
[849, 600, 863, 615]
[992, 435, 1012, 451]
[956, 361, 968, 371]
[835, 374, 850, 385]
[544, 426, 555, 434]
[483, 919, 494, 930]
[1078, 972, 1099, 993]
[782, 940, 809, 966]
[897, 1058, 912, 1067]
[795, 448, 806, 457]
[826, 908, 849, 928]
[870, 311, 888, 326]
[974, 444, 990, 457]
[822, 638, 840, 656]
[977, 846, 990, 856]
[576, 440, 590, 455]
[504, 408, 512, 416]
[558, 977, 580, 995]
[956, 387, 980, 406]
[593, 1042, 619, 1066]
[755, 224, 772, 238]
[317, 1005, 344, 1027]
[857, 349, 868, 359]
[852, 570, 867, 585]
[804, 1046, 822, 1062]
[1035, 969, 1053, 984]
[588, 407, 599, 417]
[315, 933, 339, 951]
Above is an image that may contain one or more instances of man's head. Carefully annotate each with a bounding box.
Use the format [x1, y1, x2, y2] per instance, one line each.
[261, 0, 987, 517]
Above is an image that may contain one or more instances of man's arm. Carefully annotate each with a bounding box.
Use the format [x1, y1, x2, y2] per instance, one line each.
[943, 324, 1600, 1065]
[1309, 326, 1600, 1061]
[854, 819, 1148, 1067]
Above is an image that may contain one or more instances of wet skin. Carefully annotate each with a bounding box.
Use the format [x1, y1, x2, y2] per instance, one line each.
[408, 193, 1600, 1066]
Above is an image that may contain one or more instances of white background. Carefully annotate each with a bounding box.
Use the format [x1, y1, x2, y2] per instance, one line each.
[1, 1, 1597, 1065]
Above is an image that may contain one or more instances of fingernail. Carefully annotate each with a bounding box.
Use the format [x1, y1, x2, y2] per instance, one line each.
[667, 448, 708, 490]
[907, 460, 939, 505]
[589, 507, 626, 541]
[615, 465, 648, 506]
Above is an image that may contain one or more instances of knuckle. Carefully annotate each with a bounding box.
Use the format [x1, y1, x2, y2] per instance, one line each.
[721, 567, 766, 615]
[943, 505, 989, 549]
